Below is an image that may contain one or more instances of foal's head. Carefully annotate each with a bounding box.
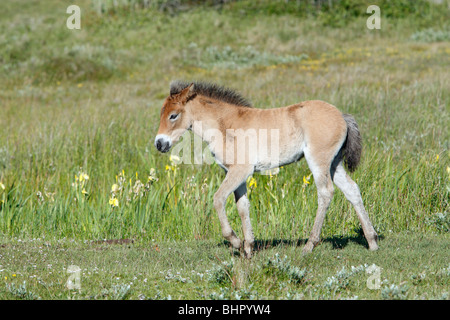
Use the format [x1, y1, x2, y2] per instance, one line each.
[154, 83, 195, 153]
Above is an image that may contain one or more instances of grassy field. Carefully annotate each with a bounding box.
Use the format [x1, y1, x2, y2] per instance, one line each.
[0, 234, 449, 300]
[0, 0, 449, 300]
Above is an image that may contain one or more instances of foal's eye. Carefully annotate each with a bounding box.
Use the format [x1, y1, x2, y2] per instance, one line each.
[169, 113, 180, 121]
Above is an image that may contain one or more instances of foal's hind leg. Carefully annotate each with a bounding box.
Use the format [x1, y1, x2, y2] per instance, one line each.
[302, 159, 335, 254]
[333, 163, 378, 250]
[234, 182, 254, 258]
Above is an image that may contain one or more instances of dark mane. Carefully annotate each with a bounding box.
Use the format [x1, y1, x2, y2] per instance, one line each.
[170, 80, 252, 108]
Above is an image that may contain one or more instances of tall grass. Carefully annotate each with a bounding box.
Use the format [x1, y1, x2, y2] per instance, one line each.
[0, 0, 448, 243]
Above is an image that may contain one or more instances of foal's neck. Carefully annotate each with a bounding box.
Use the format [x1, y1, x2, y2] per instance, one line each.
[189, 96, 240, 143]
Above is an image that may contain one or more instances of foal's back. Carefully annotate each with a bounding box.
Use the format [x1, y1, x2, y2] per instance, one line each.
[237, 100, 347, 147]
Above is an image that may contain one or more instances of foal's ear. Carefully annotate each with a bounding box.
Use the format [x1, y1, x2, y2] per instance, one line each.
[179, 83, 195, 103]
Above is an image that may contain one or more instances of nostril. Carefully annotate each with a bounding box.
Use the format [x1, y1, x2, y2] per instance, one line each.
[156, 139, 162, 150]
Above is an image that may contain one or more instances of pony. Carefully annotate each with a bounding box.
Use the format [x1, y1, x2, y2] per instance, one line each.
[154, 80, 378, 258]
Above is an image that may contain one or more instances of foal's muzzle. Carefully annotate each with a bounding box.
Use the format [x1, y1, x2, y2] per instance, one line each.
[154, 135, 172, 153]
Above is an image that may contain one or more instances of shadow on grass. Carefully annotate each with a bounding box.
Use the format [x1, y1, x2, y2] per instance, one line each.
[222, 233, 384, 253]
[254, 235, 370, 251]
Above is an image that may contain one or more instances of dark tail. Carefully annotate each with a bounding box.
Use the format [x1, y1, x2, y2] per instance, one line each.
[342, 114, 362, 172]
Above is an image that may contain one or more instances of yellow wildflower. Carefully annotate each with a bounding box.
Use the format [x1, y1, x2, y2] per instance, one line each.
[111, 184, 119, 193]
[77, 83, 83, 88]
[165, 164, 176, 172]
[303, 173, 312, 187]
[76, 173, 89, 182]
[248, 177, 257, 189]
[109, 197, 119, 207]
[436, 154, 439, 161]
[148, 168, 158, 182]
[81, 189, 88, 196]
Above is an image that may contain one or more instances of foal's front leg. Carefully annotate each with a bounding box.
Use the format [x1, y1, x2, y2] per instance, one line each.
[214, 165, 253, 252]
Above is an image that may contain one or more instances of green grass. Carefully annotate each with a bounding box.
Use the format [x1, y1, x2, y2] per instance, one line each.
[0, 234, 448, 299]
[0, 0, 449, 299]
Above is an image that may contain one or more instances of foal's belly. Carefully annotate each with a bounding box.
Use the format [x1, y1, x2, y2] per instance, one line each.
[254, 136, 305, 172]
